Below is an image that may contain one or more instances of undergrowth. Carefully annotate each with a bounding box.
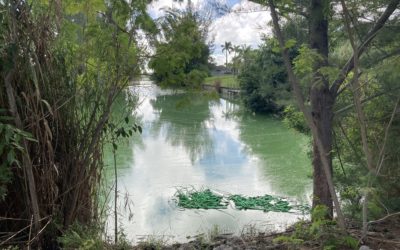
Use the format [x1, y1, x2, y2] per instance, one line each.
[58, 223, 132, 250]
[273, 205, 359, 250]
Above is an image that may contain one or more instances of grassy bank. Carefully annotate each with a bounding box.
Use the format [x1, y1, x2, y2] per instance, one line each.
[204, 75, 239, 89]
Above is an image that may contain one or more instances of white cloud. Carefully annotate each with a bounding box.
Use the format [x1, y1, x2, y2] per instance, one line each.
[146, 0, 272, 66]
[209, 0, 272, 65]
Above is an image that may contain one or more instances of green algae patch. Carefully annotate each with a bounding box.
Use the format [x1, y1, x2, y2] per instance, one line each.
[175, 188, 228, 209]
[174, 188, 310, 213]
[229, 194, 291, 212]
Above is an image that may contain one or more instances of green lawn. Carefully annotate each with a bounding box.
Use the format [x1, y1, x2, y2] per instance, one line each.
[204, 75, 239, 89]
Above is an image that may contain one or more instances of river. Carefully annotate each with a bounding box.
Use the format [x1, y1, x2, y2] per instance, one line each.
[103, 80, 312, 243]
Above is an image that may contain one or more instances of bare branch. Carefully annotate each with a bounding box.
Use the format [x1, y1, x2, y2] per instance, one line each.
[376, 97, 400, 175]
[330, 0, 400, 96]
[368, 211, 400, 225]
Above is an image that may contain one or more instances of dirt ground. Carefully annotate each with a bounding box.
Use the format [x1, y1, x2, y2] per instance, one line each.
[134, 216, 400, 250]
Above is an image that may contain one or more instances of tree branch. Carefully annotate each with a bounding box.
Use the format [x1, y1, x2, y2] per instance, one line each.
[368, 211, 400, 225]
[330, 0, 400, 97]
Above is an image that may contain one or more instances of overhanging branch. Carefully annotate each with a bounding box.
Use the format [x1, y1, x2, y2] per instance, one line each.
[330, 0, 400, 97]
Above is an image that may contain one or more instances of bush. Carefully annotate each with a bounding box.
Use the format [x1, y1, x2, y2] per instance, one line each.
[238, 38, 293, 114]
[58, 224, 103, 250]
[185, 69, 208, 87]
[274, 205, 358, 249]
[0, 110, 36, 201]
[283, 105, 309, 133]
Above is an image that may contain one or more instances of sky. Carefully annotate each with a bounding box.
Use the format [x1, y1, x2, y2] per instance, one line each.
[146, 0, 272, 65]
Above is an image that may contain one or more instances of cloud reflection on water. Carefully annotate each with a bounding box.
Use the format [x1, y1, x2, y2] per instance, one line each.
[105, 83, 311, 243]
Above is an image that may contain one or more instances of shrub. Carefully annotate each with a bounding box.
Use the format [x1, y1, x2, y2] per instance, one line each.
[186, 69, 208, 87]
[283, 105, 309, 134]
[274, 205, 358, 249]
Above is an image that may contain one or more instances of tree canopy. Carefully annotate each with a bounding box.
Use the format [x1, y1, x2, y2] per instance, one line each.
[149, 8, 210, 88]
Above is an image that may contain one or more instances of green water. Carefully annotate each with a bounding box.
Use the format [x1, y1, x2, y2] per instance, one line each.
[103, 80, 312, 243]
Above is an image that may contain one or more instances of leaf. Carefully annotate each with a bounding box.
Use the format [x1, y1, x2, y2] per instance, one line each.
[17, 130, 38, 143]
[0, 116, 14, 121]
[10, 142, 24, 152]
[318, 66, 340, 85]
[0, 142, 4, 156]
[112, 143, 118, 151]
[284, 39, 297, 49]
[7, 151, 15, 165]
[293, 45, 323, 77]
[124, 116, 129, 124]
[41, 99, 54, 116]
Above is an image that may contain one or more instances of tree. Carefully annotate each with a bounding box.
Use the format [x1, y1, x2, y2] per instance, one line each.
[239, 39, 292, 113]
[149, 8, 210, 88]
[221, 41, 233, 69]
[239, 16, 306, 114]
[252, 0, 400, 229]
[231, 45, 241, 74]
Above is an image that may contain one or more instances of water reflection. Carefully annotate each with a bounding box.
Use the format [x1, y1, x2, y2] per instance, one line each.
[197, 129, 248, 180]
[105, 82, 311, 243]
[149, 93, 214, 163]
[238, 115, 312, 198]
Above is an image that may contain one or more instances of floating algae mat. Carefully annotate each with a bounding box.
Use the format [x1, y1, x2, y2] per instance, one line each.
[175, 188, 228, 209]
[174, 188, 309, 213]
[229, 194, 291, 212]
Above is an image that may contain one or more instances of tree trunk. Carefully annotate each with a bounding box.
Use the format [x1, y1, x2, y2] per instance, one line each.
[311, 87, 334, 216]
[309, 0, 334, 216]
[268, 0, 346, 229]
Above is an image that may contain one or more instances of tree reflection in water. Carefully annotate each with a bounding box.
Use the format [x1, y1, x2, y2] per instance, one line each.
[149, 93, 215, 163]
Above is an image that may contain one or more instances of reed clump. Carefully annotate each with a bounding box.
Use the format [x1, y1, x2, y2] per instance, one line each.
[0, 1, 150, 247]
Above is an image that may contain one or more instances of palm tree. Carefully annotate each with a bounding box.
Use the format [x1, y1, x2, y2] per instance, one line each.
[239, 44, 251, 57]
[233, 45, 241, 56]
[232, 45, 241, 74]
[221, 41, 233, 70]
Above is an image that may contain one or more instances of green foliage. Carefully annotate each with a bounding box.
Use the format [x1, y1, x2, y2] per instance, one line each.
[0, 0, 153, 245]
[283, 105, 309, 133]
[273, 235, 304, 246]
[274, 206, 358, 249]
[137, 235, 167, 250]
[221, 41, 234, 68]
[333, 55, 400, 221]
[318, 66, 341, 85]
[0, 111, 36, 201]
[114, 229, 133, 250]
[186, 69, 208, 87]
[105, 114, 142, 151]
[149, 8, 210, 88]
[58, 223, 104, 250]
[238, 15, 307, 114]
[239, 38, 292, 114]
[293, 45, 324, 88]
